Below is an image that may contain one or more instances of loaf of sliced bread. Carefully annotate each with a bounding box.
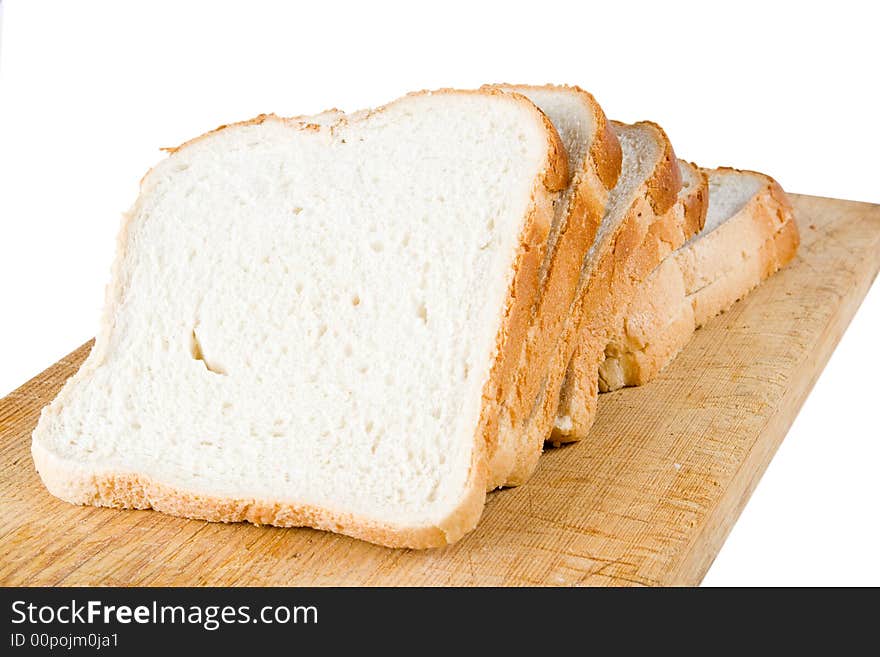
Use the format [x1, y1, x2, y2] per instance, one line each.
[497, 122, 685, 486]
[484, 84, 621, 490]
[30, 90, 569, 548]
[598, 168, 800, 391]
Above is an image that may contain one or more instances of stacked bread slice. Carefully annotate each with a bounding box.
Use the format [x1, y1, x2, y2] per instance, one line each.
[483, 85, 622, 490]
[599, 168, 800, 391]
[31, 85, 799, 547]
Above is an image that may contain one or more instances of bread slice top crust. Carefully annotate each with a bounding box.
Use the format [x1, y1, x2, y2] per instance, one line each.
[483, 84, 621, 489]
[31, 89, 567, 548]
[678, 160, 709, 237]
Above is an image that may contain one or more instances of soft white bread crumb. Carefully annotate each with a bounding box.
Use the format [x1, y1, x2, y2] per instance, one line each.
[31, 90, 566, 547]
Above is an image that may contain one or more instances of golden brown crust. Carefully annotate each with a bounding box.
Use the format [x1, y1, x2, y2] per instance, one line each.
[482, 84, 620, 489]
[31, 442, 485, 549]
[33, 88, 566, 548]
[537, 114, 570, 191]
[590, 97, 623, 191]
[488, 175, 604, 486]
[479, 179, 557, 482]
[681, 162, 709, 238]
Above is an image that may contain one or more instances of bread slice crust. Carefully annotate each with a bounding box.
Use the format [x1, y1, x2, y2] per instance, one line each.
[598, 169, 800, 391]
[483, 84, 621, 490]
[501, 122, 684, 485]
[31, 89, 568, 548]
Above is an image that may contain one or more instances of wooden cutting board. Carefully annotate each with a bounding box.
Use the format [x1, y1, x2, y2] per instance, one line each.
[1, 194, 877, 586]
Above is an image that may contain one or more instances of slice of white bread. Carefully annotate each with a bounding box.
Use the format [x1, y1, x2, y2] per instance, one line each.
[484, 84, 621, 490]
[497, 122, 685, 486]
[30, 90, 569, 548]
[598, 168, 800, 391]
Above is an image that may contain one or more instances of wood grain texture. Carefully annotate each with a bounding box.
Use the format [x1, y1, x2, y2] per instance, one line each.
[1, 194, 877, 586]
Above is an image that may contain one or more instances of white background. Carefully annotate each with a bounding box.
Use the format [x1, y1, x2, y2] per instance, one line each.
[1, 0, 877, 585]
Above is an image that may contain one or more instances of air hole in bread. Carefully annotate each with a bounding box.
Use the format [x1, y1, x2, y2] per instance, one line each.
[417, 302, 428, 323]
[292, 206, 303, 215]
[344, 344, 353, 358]
[351, 294, 361, 307]
[189, 329, 227, 375]
[370, 241, 383, 252]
